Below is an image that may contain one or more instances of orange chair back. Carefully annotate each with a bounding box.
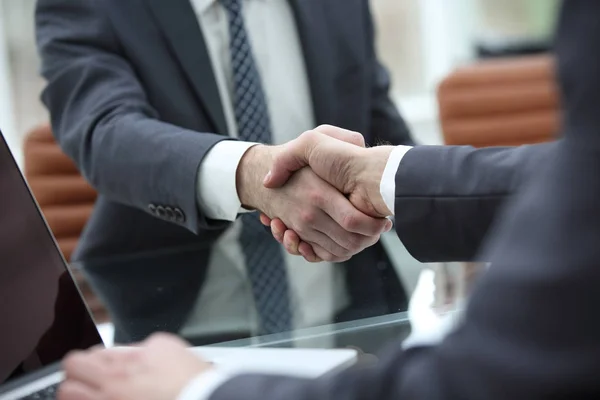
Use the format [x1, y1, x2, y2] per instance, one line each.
[22, 124, 109, 322]
[23, 124, 97, 261]
[437, 55, 560, 147]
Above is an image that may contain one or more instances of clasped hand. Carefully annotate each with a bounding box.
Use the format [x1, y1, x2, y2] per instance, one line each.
[239, 125, 394, 263]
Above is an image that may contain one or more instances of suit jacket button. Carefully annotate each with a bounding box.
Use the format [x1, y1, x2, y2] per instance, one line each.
[174, 208, 186, 223]
[148, 204, 157, 215]
[156, 205, 166, 219]
[165, 206, 176, 221]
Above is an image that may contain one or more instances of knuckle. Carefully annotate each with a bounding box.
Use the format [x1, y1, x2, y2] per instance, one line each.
[316, 124, 334, 131]
[327, 241, 352, 259]
[341, 212, 359, 232]
[344, 234, 364, 253]
[295, 223, 308, 236]
[320, 252, 336, 262]
[363, 219, 383, 236]
[334, 245, 352, 258]
[370, 233, 382, 246]
[285, 243, 296, 254]
[284, 237, 300, 253]
[271, 230, 283, 242]
[335, 254, 352, 263]
[299, 210, 317, 225]
[340, 249, 353, 259]
[301, 129, 319, 142]
[361, 232, 377, 245]
[308, 190, 324, 207]
[148, 332, 169, 340]
[308, 255, 322, 263]
[349, 131, 365, 146]
[146, 332, 174, 345]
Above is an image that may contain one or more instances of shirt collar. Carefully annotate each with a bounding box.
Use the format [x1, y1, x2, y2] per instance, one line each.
[192, 0, 265, 14]
[192, 0, 217, 14]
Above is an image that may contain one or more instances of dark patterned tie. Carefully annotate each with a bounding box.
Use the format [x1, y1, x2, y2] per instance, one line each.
[219, 0, 292, 334]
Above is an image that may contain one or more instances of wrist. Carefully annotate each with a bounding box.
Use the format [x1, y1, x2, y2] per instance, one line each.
[357, 146, 394, 216]
[236, 145, 273, 210]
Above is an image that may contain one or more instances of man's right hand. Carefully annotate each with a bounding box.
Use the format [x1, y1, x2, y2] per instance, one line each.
[263, 126, 395, 218]
[259, 125, 397, 261]
[236, 144, 391, 262]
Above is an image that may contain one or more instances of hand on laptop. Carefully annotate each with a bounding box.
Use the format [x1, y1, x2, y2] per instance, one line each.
[260, 125, 394, 262]
[59, 334, 209, 400]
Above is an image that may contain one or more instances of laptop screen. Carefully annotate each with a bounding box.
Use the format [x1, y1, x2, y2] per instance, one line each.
[0, 131, 102, 386]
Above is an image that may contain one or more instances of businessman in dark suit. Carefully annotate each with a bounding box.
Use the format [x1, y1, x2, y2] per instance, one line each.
[265, 137, 557, 263]
[57, 2, 600, 399]
[35, 0, 413, 344]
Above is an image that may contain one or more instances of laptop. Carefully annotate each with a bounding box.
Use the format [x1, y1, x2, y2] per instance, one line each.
[0, 130, 356, 400]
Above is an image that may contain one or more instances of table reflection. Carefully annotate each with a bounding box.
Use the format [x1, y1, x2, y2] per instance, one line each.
[72, 244, 411, 352]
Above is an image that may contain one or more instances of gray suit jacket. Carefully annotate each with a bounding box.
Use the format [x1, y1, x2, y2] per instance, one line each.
[36, 0, 412, 342]
[395, 142, 556, 262]
[210, 2, 600, 398]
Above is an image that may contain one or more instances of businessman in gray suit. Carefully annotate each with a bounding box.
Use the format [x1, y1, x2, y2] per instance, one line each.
[57, 2, 600, 399]
[36, 0, 413, 345]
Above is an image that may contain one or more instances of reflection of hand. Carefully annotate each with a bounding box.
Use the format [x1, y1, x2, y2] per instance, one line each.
[259, 125, 395, 261]
[59, 334, 209, 400]
[237, 137, 391, 262]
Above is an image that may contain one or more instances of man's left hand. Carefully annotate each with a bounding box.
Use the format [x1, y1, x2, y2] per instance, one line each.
[58, 334, 210, 400]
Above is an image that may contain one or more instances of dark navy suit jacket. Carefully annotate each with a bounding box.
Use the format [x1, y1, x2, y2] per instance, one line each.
[35, 0, 412, 341]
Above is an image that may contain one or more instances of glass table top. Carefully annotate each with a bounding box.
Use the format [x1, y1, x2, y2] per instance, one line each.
[68, 232, 463, 355]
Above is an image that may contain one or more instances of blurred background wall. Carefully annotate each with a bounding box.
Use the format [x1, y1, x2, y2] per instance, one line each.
[0, 0, 560, 166]
[1, 0, 47, 166]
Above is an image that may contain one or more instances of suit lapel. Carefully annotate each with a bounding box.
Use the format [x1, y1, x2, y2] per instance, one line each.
[288, 0, 336, 125]
[146, 0, 228, 135]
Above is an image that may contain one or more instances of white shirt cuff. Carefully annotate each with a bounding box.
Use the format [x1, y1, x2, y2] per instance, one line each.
[379, 145, 412, 216]
[177, 369, 237, 400]
[196, 141, 259, 221]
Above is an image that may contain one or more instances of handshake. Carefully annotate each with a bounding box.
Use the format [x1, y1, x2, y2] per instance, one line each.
[236, 125, 396, 263]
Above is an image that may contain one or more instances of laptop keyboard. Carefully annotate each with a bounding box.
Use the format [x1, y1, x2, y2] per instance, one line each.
[20, 382, 59, 400]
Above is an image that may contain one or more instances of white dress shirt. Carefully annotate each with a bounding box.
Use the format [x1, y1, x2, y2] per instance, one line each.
[178, 146, 418, 400]
[181, 0, 349, 341]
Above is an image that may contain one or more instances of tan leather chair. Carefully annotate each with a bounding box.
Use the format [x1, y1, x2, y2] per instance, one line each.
[23, 124, 108, 323]
[436, 55, 560, 291]
[437, 55, 560, 147]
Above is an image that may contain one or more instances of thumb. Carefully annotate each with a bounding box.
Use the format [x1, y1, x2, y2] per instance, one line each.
[263, 133, 317, 188]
